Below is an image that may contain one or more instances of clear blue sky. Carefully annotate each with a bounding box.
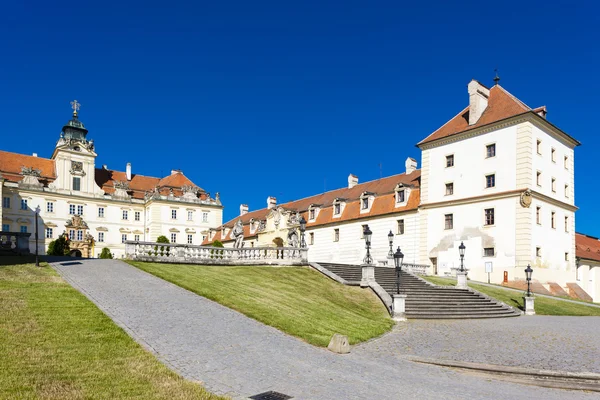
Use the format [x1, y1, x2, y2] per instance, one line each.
[1, 1, 599, 234]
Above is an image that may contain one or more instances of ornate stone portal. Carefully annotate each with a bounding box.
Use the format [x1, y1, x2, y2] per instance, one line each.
[65, 215, 95, 257]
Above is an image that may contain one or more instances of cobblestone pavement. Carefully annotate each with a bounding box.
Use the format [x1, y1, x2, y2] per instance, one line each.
[53, 260, 598, 400]
[354, 317, 600, 374]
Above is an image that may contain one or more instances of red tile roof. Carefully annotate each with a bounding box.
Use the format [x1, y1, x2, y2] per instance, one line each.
[576, 233, 600, 263]
[418, 85, 544, 146]
[204, 170, 421, 244]
[0, 150, 56, 183]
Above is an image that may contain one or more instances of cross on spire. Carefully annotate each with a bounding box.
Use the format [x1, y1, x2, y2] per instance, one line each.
[493, 69, 500, 85]
[70, 100, 81, 115]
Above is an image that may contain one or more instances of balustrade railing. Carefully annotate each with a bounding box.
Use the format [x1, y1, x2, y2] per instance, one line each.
[125, 241, 308, 266]
[403, 263, 429, 275]
[0, 232, 32, 255]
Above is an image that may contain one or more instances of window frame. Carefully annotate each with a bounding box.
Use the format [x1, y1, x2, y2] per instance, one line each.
[135, 211, 141, 221]
[397, 219, 405, 235]
[485, 174, 496, 189]
[98, 232, 104, 242]
[446, 154, 455, 168]
[121, 234, 127, 243]
[77, 205, 84, 216]
[361, 197, 369, 210]
[170, 233, 177, 243]
[486, 143, 496, 158]
[445, 182, 454, 196]
[484, 208, 495, 226]
[2, 223, 10, 232]
[551, 177, 556, 193]
[122, 210, 128, 220]
[536, 139, 542, 155]
[171, 209, 177, 220]
[2, 197, 10, 209]
[187, 211, 193, 221]
[45, 227, 53, 239]
[46, 202, 54, 213]
[536, 171, 542, 187]
[551, 147, 556, 163]
[20, 225, 28, 233]
[551, 211, 556, 229]
[536, 206, 542, 225]
[483, 247, 495, 257]
[333, 228, 339, 242]
[72, 176, 81, 191]
[20, 199, 28, 210]
[187, 234, 193, 244]
[98, 207, 105, 218]
[444, 214, 453, 230]
[309, 232, 314, 245]
[396, 189, 406, 204]
[536, 247, 541, 258]
[69, 204, 76, 215]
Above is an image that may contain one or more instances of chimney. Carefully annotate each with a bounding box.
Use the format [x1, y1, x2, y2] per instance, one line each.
[32, 153, 38, 157]
[405, 157, 417, 174]
[267, 196, 277, 209]
[240, 204, 249, 215]
[467, 79, 490, 125]
[348, 174, 358, 189]
[171, 169, 181, 175]
[126, 163, 132, 181]
[103, 164, 108, 170]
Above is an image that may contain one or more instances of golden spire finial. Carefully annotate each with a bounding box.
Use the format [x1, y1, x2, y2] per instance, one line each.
[70, 100, 81, 116]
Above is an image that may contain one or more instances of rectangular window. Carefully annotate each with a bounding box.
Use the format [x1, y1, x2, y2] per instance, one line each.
[2, 197, 10, 209]
[565, 252, 569, 261]
[202, 212, 208, 223]
[564, 156, 568, 169]
[98, 207, 105, 218]
[446, 154, 454, 167]
[170, 233, 177, 243]
[73, 177, 81, 191]
[551, 211, 556, 229]
[309, 209, 315, 220]
[45, 228, 53, 239]
[565, 216, 569, 232]
[20, 199, 28, 210]
[445, 183, 454, 196]
[484, 208, 495, 226]
[396, 190, 405, 203]
[69, 204, 76, 215]
[171, 210, 177, 219]
[187, 234, 193, 244]
[551, 178, 556, 192]
[536, 207, 541, 225]
[188, 211, 193, 221]
[486, 144, 496, 158]
[361, 198, 369, 210]
[536, 139, 542, 155]
[334, 203, 341, 215]
[309, 232, 314, 245]
[551, 148, 556, 162]
[77, 205, 84, 215]
[135, 234, 140, 242]
[46, 202, 54, 213]
[98, 232, 104, 242]
[397, 219, 405, 235]
[485, 174, 495, 188]
[76, 230, 83, 241]
[483, 247, 494, 257]
[444, 214, 453, 230]
[121, 234, 127, 243]
[122, 210, 128, 220]
[69, 229, 75, 240]
[565, 184, 569, 198]
[2, 224, 9, 232]
[334, 229, 339, 242]
[536, 171, 542, 186]
[20, 226, 27, 233]
[536, 247, 541, 258]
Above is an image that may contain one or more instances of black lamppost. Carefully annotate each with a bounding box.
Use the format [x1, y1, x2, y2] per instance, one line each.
[299, 216, 307, 248]
[387, 230, 394, 257]
[34, 205, 40, 267]
[458, 241, 466, 272]
[394, 246, 404, 294]
[525, 264, 533, 297]
[363, 224, 373, 265]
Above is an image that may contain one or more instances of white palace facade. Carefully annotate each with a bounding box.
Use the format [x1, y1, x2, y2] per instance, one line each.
[0, 103, 223, 258]
[206, 79, 600, 301]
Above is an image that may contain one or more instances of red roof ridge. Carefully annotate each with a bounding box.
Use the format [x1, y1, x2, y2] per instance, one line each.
[418, 106, 469, 145]
[495, 85, 532, 111]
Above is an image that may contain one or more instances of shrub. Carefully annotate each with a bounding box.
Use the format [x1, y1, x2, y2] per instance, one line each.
[99, 248, 113, 259]
[211, 240, 224, 248]
[156, 235, 169, 244]
[47, 234, 70, 256]
[154, 235, 170, 256]
[210, 240, 224, 259]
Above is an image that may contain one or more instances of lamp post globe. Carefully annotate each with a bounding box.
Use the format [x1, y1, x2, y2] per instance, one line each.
[299, 216, 307, 248]
[363, 225, 373, 265]
[34, 205, 41, 267]
[393, 246, 404, 294]
[458, 241, 466, 272]
[388, 230, 394, 257]
[525, 264, 533, 297]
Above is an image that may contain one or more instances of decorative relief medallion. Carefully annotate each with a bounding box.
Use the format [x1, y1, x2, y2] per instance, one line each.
[71, 161, 83, 172]
[520, 189, 532, 208]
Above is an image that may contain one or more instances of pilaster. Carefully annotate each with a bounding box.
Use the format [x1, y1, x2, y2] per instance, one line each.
[515, 198, 532, 268]
[515, 122, 533, 189]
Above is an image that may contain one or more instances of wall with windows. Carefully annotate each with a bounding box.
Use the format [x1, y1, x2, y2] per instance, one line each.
[305, 211, 420, 265]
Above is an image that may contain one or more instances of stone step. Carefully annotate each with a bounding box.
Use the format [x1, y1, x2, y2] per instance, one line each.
[406, 312, 521, 319]
[406, 309, 516, 315]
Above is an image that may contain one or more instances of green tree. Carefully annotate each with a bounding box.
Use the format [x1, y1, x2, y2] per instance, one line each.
[155, 235, 170, 256]
[47, 234, 71, 256]
[156, 235, 169, 244]
[210, 240, 224, 259]
[211, 240, 224, 247]
[99, 248, 113, 259]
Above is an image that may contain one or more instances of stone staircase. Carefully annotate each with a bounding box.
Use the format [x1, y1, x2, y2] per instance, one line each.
[317, 263, 520, 319]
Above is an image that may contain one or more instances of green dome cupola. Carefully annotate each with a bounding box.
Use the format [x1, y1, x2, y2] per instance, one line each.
[60, 100, 88, 141]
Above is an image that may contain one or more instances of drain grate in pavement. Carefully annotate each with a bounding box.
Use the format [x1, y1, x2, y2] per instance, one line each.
[60, 262, 82, 266]
[249, 391, 293, 400]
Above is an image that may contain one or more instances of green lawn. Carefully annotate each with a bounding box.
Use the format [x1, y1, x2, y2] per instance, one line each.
[0, 258, 224, 400]
[421, 275, 600, 316]
[128, 261, 394, 347]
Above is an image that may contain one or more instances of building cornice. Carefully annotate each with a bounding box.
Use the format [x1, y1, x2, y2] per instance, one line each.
[419, 190, 523, 209]
[530, 189, 578, 212]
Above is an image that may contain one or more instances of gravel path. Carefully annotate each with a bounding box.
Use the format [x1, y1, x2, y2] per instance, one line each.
[52, 259, 598, 400]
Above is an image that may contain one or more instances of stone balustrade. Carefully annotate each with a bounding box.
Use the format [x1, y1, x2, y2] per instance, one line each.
[0, 231, 32, 255]
[404, 263, 429, 275]
[125, 241, 308, 266]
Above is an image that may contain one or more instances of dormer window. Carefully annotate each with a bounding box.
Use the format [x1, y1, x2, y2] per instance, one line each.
[394, 184, 409, 207]
[308, 204, 320, 221]
[360, 192, 374, 212]
[361, 197, 369, 210]
[396, 189, 406, 203]
[332, 198, 345, 217]
[309, 209, 315, 220]
[334, 203, 341, 215]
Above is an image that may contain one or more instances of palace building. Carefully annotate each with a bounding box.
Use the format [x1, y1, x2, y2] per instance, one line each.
[0, 102, 223, 258]
[206, 79, 600, 301]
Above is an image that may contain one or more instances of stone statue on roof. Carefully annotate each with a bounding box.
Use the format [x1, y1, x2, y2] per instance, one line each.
[232, 219, 244, 248]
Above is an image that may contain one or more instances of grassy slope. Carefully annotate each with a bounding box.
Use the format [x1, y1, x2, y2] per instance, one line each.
[129, 261, 394, 347]
[0, 259, 224, 400]
[421, 275, 600, 316]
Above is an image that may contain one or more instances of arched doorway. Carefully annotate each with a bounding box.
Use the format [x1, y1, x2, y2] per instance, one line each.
[70, 249, 82, 257]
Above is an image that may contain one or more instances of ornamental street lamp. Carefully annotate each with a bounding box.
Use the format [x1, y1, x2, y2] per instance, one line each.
[363, 224, 373, 265]
[525, 264, 533, 297]
[299, 216, 307, 248]
[387, 230, 394, 257]
[458, 241, 466, 272]
[34, 205, 41, 267]
[394, 246, 404, 294]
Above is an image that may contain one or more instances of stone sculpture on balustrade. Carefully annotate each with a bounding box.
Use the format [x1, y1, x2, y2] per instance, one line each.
[232, 219, 244, 248]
